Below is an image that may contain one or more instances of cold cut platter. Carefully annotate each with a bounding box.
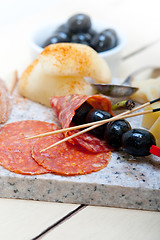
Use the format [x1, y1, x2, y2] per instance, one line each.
[0, 43, 159, 211]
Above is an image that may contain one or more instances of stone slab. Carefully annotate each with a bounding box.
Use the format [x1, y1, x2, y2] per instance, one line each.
[0, 91, 159, 211]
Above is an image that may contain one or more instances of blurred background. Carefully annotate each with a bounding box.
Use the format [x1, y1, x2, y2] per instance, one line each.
[0, 0, 123, 24]
[0, 0, 160, 77]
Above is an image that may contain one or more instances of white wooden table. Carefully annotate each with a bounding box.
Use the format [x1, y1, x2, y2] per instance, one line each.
[0, 0, 160, 239]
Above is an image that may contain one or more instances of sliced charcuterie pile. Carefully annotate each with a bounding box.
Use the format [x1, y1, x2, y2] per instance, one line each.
[32, 133, 111, 176]
[0, 95, 113, 176]
[0, 120, 56, 175]
[50, 94, 113, 153]
[0, 119, 111, 176]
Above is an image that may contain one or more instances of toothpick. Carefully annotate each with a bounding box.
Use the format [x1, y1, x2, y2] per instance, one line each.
[26, 97, 160, 140]
[40, 107, 160, 152]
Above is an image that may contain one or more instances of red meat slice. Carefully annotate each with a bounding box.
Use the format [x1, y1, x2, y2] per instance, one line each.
[0, 119, 111, 176]
[50, 95, 113, 153]
[32, 133, 111, 176]
[0, 120, 57, 175]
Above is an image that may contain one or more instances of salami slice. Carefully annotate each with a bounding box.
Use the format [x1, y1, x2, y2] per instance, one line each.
[0, 120, 57, 175]
[32, 133, 111, 176]
[50, 95, 113, 153]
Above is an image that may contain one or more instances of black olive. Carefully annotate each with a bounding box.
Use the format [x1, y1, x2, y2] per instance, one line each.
[71, 33, 92, 45]
[101, 28, 118, 42]
[88, 28, 97, 38]
[91, 31, 117, 52]
[85, 109, 113, 138]
[122, 129, 156, 156]
[43, 32, 70, 47]
[104, 120, 131, 149]
[43, 14, 119, 53]
[55, 23, 71, 36]
[72, 101, 93, 125]
[67, 13, 91, 33]
[50, 32, 70, 44]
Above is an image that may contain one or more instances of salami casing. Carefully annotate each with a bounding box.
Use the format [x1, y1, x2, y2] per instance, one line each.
[50, 95, 113, 153]
[0, 120, 56, 175]
[32, 133, 111, 176]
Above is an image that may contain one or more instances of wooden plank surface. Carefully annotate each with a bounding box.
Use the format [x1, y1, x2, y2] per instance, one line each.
[120, 41, 160, 78]
[0, 198, 79, 240]
[42, 206, 160, 240]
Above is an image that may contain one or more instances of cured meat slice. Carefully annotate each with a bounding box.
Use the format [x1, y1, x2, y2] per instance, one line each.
[50, 95, 113, 153]
[32, 133, 111, 176]
[0, 120, 57, 175]
[0, 78, 11, 123]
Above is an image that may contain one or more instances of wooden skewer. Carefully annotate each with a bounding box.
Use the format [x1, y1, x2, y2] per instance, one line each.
[26, 112, 127, 140]
[26, 109, 131, 140]
[26, 97, 160, 140]
[40, 107, 160, 152]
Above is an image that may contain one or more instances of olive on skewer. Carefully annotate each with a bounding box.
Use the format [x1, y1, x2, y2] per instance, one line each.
[85, 109, 113, 138]
[104, 120, 131, 149]
[72, 101, 93, 125]
[72, 101, 156, 157]
[73, 101, 113, 137]
[121, 129, 156, 156]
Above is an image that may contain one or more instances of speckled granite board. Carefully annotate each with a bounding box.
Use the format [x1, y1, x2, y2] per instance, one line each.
[0, 91, 160, 211]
